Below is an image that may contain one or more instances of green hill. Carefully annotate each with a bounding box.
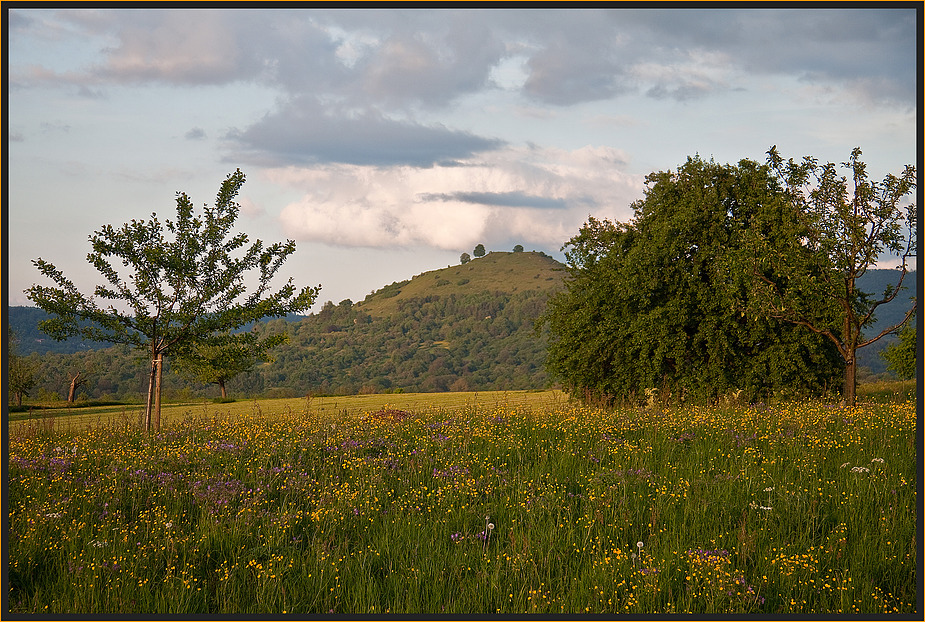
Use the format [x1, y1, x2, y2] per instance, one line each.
[11, 251, 567, 400]
[356, 251, 565, 317]
[236, 251, 568, 395]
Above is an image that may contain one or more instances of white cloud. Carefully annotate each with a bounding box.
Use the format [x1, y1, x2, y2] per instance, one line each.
[238, 196, 266, 219]
[271, 144, 644, 252]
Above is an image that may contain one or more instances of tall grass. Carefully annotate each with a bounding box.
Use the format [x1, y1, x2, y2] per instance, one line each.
[6, 391, 917, 614]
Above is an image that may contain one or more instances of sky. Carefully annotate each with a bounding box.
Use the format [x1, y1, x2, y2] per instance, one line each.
[5, 6, 919, 313]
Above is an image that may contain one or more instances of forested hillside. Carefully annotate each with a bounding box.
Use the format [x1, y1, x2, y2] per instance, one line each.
[7, 261, 912, 402]
[10, 251, 566, 401]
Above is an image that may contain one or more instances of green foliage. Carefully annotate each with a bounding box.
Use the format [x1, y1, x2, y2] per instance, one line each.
[25, 169, 318, 428]
[542, 157, 843, 404]
[746, 147, 917, 405]
[473, 243, 486, 258]
[513, 244, 524, 252]
[7, 328, 39, 406]
[881, 313, 916, 380]
[171, 330, 289, 398]
[460, 252, 471, 264]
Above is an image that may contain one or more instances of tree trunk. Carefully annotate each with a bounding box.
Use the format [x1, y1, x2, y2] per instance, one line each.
[16, 391, 23, 407]
[144, 356, 157, 432]
[67, 372, 83, 403]
[843, 352, 857, 408]
[154, 352, 164, 431]
[219, 380, 227, 399]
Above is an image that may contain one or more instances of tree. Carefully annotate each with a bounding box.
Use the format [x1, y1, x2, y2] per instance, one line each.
[7, 328, 38, 407]
[171, 330, 288, 399]
[460, 252, 471, 265]
[26, 169, 319, 430]
[473, 244, 486, 258]
[881, 311, 917, 380]
[513, 244, 524, 253]
[541, 156, 842, 405]
[744, 147, 916, 406]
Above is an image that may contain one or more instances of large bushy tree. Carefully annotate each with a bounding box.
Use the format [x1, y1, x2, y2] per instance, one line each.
[542, 156, 843, 405]
[26, 169, 319, 430]
[743, 147, 916, 406]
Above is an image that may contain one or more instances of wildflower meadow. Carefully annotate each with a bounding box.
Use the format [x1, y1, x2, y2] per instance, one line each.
[6, 387, 918, 614]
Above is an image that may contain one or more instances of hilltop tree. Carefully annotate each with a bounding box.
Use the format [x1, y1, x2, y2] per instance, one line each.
[26, 169, 319, 430]
[513, 244, 524, 253]
[542, 156, 842, 405]
[743, 147, 916, 406]
[460, 252, 471, 265]
[171, 330, 288, 399]
[473, 244, 486, 258]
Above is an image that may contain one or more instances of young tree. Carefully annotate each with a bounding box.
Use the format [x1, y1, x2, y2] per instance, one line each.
[745, 147, 916, 406]
[473, 244, 486, 258]
[171, 330, 288, 399]
[7, 328, 39, 407]
[26, 169, 319, 430]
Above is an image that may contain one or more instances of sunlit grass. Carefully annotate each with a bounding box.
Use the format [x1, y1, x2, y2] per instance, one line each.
[7, 389, 917, 613]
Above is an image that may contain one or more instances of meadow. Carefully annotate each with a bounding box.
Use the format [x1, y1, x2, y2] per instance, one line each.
[6, 385, 918, 614]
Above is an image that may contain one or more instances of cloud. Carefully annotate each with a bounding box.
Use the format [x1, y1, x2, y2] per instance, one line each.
[416, 191, 575, 210]
[238, 196, 266, 219]
[10, 8, 915, 110]
[184, 127, 206, 140]
[224, 96, 505, 167]
[270, 144, 643, 252]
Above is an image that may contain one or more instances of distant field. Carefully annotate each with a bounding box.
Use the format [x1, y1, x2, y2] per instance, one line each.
[7, 390, 568, 433]
[6, 383, 917, 614]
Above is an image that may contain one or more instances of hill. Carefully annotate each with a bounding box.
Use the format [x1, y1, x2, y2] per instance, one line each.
[7, 260, 913, 401]
[854, 269, 917, 377]
[12, 251, 567, 400]
[355, 251, 565, 317]
[6, 306, 307, 356]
